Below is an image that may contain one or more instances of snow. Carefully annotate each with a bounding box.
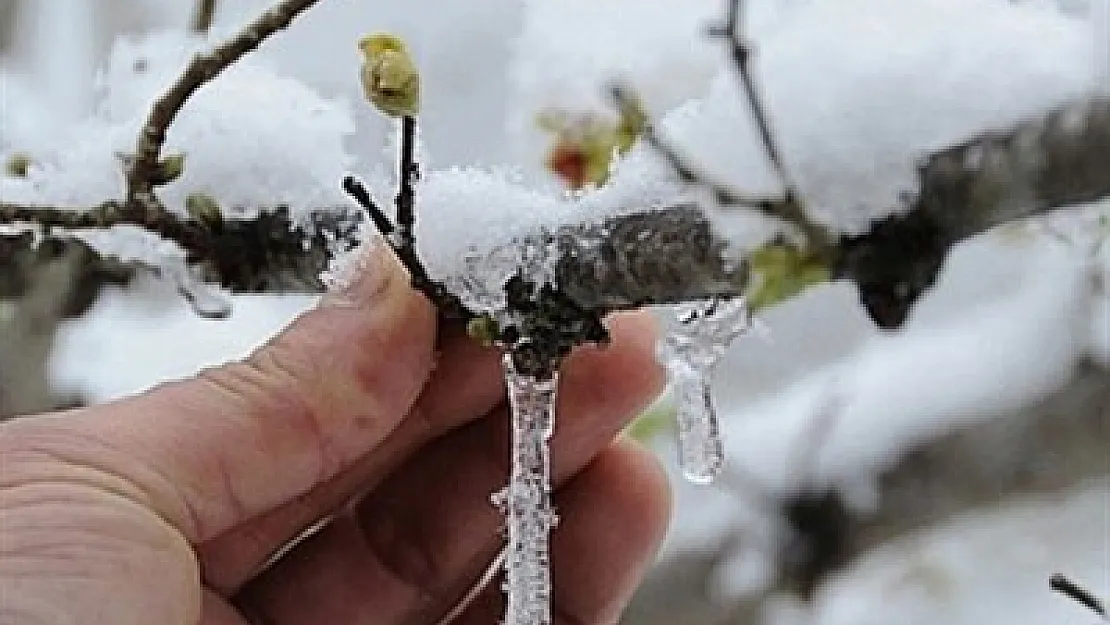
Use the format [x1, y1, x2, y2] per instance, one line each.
[2, 0, 1108, 623]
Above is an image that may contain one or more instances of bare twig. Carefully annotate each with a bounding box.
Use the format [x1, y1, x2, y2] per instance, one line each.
[607, 82, 830, 255]
[708, 0, 797, 198]
[191, 0, 219, 35]
[343, 120, 474, 325]
[1050, 573, 1108, 618]
[126, 0, 323, 209]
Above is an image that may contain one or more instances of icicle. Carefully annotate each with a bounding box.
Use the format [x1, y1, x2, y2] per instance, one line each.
[158, 261, 232, 319]
[658, 298, 750, 484]
[497, 351, 559, 625]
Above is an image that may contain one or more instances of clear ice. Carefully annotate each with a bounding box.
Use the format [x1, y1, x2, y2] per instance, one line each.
[158, 260, 232, 319]
[658, 298, 751, 484]
[497, 352, 559, 625]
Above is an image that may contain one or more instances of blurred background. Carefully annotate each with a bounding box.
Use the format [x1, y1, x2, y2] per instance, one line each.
[1, 0, 1107, 623]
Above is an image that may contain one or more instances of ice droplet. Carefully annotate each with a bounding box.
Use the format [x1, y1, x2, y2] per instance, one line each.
[499, 352, 559, 625]
[658, 298, 751, 484]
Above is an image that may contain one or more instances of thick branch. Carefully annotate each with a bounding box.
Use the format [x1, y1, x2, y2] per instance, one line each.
[832, 95, 1110, 327]
[126, 0, 322, 205]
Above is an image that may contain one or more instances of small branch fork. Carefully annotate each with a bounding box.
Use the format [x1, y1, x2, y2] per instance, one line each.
[608, 0, 834, 258]
[342, 117, 471, 322]
[343, 118, 611, 378]
[613, 0, 1110, 329]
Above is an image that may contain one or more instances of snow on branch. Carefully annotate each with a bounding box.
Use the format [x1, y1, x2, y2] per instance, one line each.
[125, 0, 323, 210]
[1, 0, 1108, 331]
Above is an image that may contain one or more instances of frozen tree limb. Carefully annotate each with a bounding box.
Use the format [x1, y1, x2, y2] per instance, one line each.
[836, 95, 1110, 327]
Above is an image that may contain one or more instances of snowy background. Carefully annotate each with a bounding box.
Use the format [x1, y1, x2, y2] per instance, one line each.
[2, 0, 1108, 623]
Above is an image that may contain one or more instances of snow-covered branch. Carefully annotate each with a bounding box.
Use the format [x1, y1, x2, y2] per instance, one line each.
[4, 94, 1110, 325]
[125, 0, 322, 209]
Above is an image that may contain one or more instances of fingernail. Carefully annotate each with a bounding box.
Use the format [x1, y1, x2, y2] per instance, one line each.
[320, 237, 396, 308]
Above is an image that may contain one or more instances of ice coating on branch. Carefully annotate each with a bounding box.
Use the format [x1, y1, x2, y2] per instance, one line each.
[659, 298, 752, 484]
[497, 353, 559, 625]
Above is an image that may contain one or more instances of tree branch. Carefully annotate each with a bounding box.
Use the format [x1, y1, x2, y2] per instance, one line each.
[126, 0, 323, 209]
[191, 0, 219, 35]
[0, 201, 362, 292]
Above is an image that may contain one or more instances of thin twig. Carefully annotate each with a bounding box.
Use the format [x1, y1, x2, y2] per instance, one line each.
[708, 0, 796, 197]
[191, 0, 219, 35]
[127, 0, 323, 208]
[1050, 573, 1108, 618]
[606, 82, 832, 257]
[342, 176, 394, 236]
[396, 115, 419, 247]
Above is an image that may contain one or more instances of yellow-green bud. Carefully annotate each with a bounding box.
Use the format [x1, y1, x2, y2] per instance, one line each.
[466, 314, 500, 347]
[358, 33, 421, 118]
[4, 153, 33, 177]
[746, 244, 831, 312]
[152, 153, 186, 186]
[185, 192, 223, 228]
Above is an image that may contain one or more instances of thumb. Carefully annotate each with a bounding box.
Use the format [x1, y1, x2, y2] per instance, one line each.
[7, 242, 437, 543]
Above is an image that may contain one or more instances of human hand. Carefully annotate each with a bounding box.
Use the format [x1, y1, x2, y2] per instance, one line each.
[0, 243, 670, 624]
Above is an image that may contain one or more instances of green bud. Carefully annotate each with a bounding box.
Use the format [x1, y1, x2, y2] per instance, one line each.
[4, 153, 33, 177]
[746, 244, 831, 312]
[359, 33, 421, 118]
[185, 192, 223, 228]
[152, 153, 186, 186]
[465, 314, 500, 347]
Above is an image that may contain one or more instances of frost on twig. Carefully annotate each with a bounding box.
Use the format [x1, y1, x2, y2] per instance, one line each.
[836, 94, 1110, 327]
[624, 88, 1110, 329]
